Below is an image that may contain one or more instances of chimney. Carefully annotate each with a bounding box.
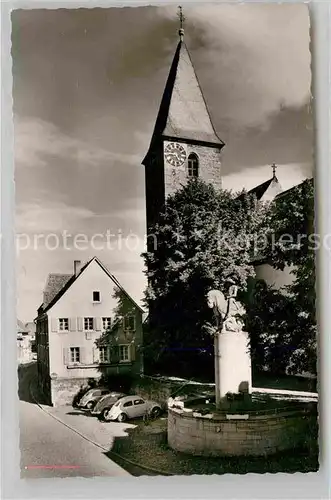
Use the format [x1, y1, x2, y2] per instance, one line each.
[74, 260, 82, 277]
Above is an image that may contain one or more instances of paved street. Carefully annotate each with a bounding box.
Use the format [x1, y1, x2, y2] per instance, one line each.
[19, 364, 131, 478]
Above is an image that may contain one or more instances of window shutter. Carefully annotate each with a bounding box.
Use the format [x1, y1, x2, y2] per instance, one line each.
[130, 343, 136, 362]
[51, 318, 58, 332]
[95, 317, 101, 331]
[80, 347, 85, 364]
[63, 347, 68, 366]
[69, 317, 76, 331]
[92, 347, 99, 364]
[77, 317, 83, 331]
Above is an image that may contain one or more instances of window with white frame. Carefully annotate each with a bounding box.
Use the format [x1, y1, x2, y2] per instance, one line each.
[59, 318, 69, 331]
[99, 346, 109, 363]
[123, 315, 135, 331]
[93, 291, 101, 302]
[119, 345, 130, 362]
[84, 317, 94, 331]
[102, 317, 112, 331]
[69, 347, 80, 364]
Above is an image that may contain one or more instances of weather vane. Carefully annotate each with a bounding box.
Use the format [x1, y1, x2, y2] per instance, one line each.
[178, 6, 185, 41]
[178, 6, 185, 29]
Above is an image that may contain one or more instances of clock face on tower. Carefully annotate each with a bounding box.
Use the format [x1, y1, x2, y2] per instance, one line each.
[164, 142, 187, 167]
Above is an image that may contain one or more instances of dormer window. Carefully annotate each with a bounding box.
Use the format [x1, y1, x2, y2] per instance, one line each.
[93, 291, 101, 303]
[188, 153, 199, 178]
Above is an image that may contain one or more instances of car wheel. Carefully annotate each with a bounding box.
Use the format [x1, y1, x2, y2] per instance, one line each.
[86, 401, 95, 410]
[117, 413, 127, 422]
[101, 408, 112, 422]
[151, 407, 161, 419]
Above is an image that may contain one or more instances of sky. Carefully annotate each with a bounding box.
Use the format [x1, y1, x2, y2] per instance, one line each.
[12, 4, 313, 322]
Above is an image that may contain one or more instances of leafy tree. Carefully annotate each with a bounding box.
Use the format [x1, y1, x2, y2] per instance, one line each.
[142, 178, 266, 378]
[248, 178, 316, 376]
[95, 288, 140, 386]
[244, 279, 306, 374]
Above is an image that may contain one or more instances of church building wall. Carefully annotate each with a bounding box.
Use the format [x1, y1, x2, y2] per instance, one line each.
[164, 142, 223, 197]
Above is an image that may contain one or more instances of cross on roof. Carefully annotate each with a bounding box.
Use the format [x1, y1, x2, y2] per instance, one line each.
[272, 163, 277, 178]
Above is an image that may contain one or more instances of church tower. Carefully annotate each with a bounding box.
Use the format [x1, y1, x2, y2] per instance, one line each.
[142, 11, 225, 234]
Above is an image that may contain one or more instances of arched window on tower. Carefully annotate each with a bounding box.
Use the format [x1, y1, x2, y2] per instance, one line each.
[187, 153, 199, 178]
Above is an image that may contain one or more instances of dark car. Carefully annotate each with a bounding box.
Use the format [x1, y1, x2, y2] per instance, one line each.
[77, 387, 111, 410]
[91, 392, 127, 420]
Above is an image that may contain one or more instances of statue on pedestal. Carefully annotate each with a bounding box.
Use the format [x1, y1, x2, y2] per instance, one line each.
[207, 280, 251, 406]
[206, 279, 245, 334]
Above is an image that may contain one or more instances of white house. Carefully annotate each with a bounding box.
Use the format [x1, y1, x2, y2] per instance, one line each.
[36, 257, 144, 406]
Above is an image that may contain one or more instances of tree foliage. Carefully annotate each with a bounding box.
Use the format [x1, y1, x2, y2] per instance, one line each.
[247, 178, 316, 375]
[142, 176, 316, 379]
[142, 178, 265, 378]
[95, 287, 138, 374]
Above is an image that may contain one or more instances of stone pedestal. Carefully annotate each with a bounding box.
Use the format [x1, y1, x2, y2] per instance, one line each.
[215, 331, 252, 401]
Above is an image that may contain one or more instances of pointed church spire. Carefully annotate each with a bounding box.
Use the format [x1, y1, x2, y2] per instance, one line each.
[143, 10, 224, 164]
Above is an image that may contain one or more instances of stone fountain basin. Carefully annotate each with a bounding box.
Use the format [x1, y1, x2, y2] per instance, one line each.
[167, 392, 317, 456]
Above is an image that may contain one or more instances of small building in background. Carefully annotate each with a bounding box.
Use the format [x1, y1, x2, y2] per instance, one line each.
[17, 320, 32, 364]
[35, 257, 144, 406]
[251, 178, 313, 292]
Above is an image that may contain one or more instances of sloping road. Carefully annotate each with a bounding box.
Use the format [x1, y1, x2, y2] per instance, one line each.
[18, 364, 129, 478]
[20, 400, 130, 478]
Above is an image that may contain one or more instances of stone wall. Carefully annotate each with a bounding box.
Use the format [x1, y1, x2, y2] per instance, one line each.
[132, 377, 174, 408]
[51, 377, 92, 406]
[50, 373, 176, 407]
[168, 407, 316, 456]
[132, 376, 214, 409]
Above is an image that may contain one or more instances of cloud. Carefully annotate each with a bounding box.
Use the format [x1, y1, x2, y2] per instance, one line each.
[16, 198, 147, 243]
[16, 230, 147, 321]
[16, 200, 94, 233]
[12, 6, 312, 321]
[14, 116, 140, 169]
[172, 4, 311, 127]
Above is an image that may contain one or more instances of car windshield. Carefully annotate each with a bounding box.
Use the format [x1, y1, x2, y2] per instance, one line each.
[113, 400, 121, 407]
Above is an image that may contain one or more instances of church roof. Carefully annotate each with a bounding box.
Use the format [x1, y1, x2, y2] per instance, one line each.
[247, 178, 274, 200]
[143, 40, 224, 163]
[246, 175, 282, 202]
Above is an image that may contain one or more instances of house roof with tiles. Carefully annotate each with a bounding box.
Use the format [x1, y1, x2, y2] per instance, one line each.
[42, 273, 72, 308]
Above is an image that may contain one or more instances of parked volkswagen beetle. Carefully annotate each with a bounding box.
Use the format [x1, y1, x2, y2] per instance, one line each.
[77, 387, 111, 410]
[104, 395, 162, 422]
[90, 392, 126, 420]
